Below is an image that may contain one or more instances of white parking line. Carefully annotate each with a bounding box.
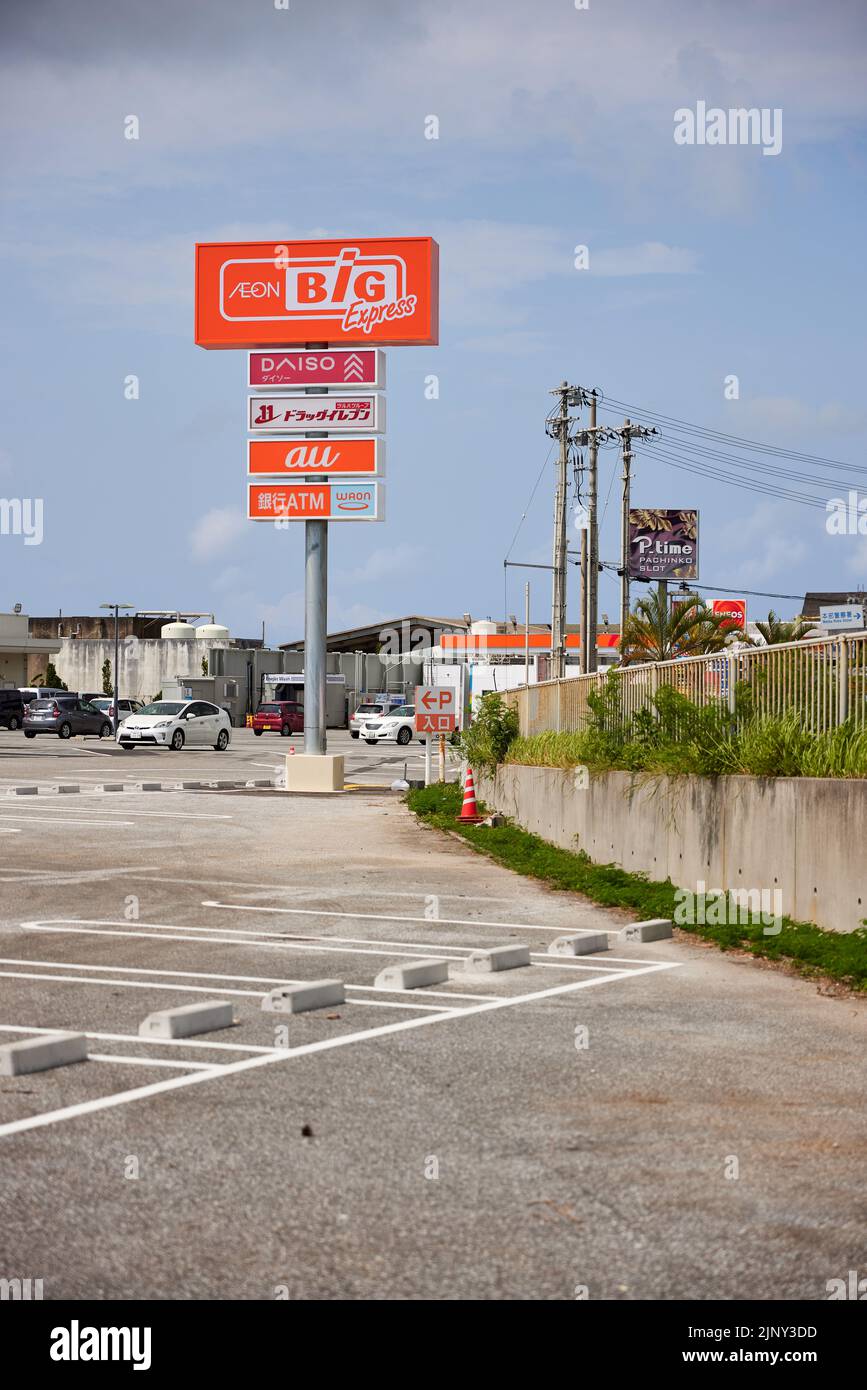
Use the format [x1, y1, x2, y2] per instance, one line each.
[0, 814, 135, 827]
[0, 1024, 281, 1054]
[19, 919, 635, 978]
[0, 962, 457, 1012]
[202, 898, 625, 937]
[0, 962, 680, 1139]
[89, 1054, 221, 1071]
[9, 937, 491, 1002]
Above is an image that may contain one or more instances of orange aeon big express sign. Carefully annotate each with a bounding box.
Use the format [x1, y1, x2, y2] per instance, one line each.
[196, 237, 439, 348]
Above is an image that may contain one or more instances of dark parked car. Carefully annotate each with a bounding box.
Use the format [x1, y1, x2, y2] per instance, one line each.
[24, 696, 114, 740]
[252, 700, 304, 736]
[0, 689, 26, 730]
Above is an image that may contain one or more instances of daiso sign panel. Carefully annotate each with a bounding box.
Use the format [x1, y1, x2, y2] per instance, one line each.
[195, 237, 438, 347]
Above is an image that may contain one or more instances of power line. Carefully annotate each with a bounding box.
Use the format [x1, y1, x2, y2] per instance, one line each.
[599, 394, 865, 472]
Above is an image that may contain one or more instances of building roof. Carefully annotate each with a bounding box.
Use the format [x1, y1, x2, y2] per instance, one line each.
[280, 616, 470, 654]
[801, 590, 866, 618]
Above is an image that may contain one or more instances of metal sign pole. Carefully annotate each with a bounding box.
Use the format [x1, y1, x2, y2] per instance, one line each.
[304, 344, 329, 757]
[304, 520, 328, 755]
[424, 736, 432, 787]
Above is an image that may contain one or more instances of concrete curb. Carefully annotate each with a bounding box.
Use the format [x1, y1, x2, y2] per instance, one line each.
[3, 778, 275, 797]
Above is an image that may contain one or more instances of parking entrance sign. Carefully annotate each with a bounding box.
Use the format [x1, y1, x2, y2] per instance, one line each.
[415, 685, 457, 735]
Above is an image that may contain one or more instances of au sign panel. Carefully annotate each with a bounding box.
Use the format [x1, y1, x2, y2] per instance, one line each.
[248, 482, 383, 522]
[248, 438, 382, 477]
[196, 237, 439, 347]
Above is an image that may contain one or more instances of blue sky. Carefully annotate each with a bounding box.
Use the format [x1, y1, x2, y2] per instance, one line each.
[1, 0, 865, 640]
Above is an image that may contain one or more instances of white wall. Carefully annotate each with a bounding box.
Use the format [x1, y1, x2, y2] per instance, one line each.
[54, 638, 203, 701]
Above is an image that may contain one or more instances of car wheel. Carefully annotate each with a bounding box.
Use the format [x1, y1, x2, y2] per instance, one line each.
[365, 739, 377, 745]
[99, 722, 112, 738]
[121, 744, 137, 751]
[214, 729, 229, 751]
[253, 728, 263, 736]
[7, 716, 19, 731]
[58, 722, 72, 739]
[170, 729, 185, 751]
[350, 731, 359, 739]
[280, 724, 290, 737]
[396, 726, 411, 746]
[24, 731, 36, 739]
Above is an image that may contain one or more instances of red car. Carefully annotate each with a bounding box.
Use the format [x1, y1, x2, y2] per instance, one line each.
[252, 700, 304, 737]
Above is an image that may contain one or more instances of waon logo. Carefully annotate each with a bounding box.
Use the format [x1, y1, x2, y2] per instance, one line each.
[195, 237, 438, 348]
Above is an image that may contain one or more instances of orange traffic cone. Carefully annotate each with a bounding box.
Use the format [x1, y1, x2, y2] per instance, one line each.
[457, 766, 484, 824]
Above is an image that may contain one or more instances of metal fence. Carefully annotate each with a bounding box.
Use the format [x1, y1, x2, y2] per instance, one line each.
[506, 631, 867, 738]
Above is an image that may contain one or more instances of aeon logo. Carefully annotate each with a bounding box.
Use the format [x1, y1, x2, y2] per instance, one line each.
[222, 247, 417, 333]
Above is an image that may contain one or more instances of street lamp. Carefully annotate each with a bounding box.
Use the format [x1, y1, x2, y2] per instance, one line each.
[99, 603, 134, 731]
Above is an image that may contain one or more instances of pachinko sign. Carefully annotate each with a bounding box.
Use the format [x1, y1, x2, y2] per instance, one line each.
[628, 509, 699, 581]
[196, 237, 438, 347]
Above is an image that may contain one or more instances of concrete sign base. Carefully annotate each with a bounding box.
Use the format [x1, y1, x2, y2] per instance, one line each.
[284, 753, 345, 793]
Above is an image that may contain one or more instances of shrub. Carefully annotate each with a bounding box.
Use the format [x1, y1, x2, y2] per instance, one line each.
[458, 692, 519, 774]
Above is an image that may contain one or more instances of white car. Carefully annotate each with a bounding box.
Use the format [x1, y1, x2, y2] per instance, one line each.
[349, 699, 400, 738]
[361, 703, 421, 746]
[117, 699, 231, 752]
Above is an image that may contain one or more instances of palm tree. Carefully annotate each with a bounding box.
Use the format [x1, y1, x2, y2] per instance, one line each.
[750, 610, 818, 646]
[620, 588, 731, 665]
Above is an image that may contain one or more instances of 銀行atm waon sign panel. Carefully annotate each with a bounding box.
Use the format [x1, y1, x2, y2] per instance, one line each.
[248, 482, 383, 521]
[196, 238, 438, 348]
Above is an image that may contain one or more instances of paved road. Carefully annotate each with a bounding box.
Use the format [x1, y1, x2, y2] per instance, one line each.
[0, 761, 864, 1300]
[0, 726, 454, 791]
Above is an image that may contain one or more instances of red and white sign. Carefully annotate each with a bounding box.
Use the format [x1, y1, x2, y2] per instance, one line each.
[196, 237, 438, 347]
[414, 685, 457, 735]
[248, 438, 383, 477]
[248, 393, 384, 433]
[248, 349, 385, 389]
[712, 598, 747, 630]
[248, 481, 383, 522]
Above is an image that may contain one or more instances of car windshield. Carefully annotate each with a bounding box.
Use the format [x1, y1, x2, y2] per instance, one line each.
[139, 702, 185, 716]
[258, 704, 281, 713]
[390, 706, 414, 717]
[357, 704, 385, 714]
[92, 699, 112, 709]
[32, 700, 59, 710]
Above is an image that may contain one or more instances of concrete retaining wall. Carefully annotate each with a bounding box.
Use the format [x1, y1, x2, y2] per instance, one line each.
[476, 765, 866, 933]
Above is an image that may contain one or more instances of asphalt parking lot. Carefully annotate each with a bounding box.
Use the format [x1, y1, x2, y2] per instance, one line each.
[0, 725, 454, 793]
[0, 729, 865, 1300]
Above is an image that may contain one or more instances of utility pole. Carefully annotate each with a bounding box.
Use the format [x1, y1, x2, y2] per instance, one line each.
[586, 389, 599, 674]
[611, 418, 659, 657]
[99, 601, 133, 730]
[550, 382, 570, 681]
[620, 417, 632, 645]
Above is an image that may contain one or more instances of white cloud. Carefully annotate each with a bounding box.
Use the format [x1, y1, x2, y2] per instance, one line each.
[335, 543, 422, 586]
[738, 397, 867, 437]
[190, 507, 247, 561]
[718, 501, 808, 583]
[590, 243, 700, 276]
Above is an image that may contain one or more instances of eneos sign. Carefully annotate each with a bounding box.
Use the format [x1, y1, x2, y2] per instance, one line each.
[196, 237, 439, 348]
[712, 599, 746, 630]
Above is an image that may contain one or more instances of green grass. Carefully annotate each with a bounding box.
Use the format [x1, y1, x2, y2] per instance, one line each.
[507, 714, 867, 779]
[408, 782, 867, 992]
